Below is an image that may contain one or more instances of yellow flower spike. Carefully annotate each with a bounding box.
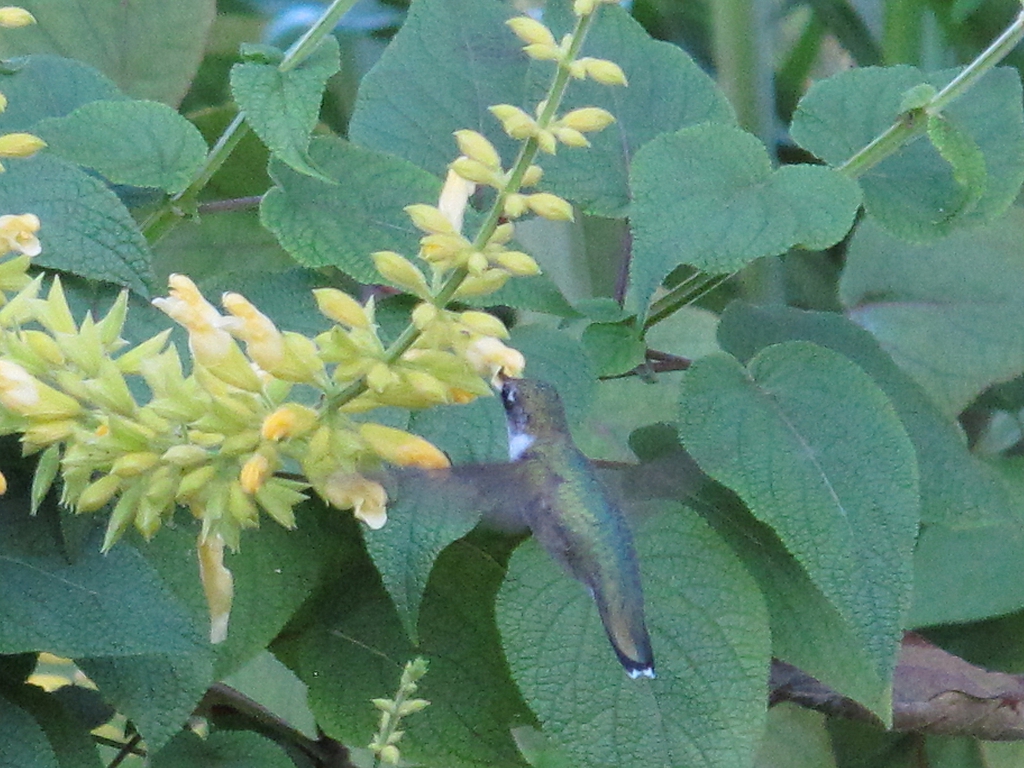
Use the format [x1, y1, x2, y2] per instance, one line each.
[75, 474, 121, 513]
[493, 249, 542, 276]
[449, 156, 503, 188]
[198, 533, 234, 644]
[313, 288, 371, 328]
[0, 132, 45, 159]
[506, 15, 556, 47]
[465, 336, 526, 386]
[436, 169, 475, 233]
[526, 192, 575, 221]
[559, 106, 616, 133]
[452, 269, 510, 298]
[261, 403, 318, 441]
[520, 164, 544, 187]
[502, 193, 528, 219]
[458, 310, 510, 339]
[453, 130, 501, 169]
[322, 471, 389, 529]
[489, 104, 538, 140]
[0, 213, 41, 256]
[371, 251, 431, 297]
[552, 126, 590, 148]
[580, 57, 628, 86]
[404, 204, 457, 235]
[0, 7, 35, 26]
[359, 423, 450, 469]
[110, 451, 160, 478]
[240, 452, 272, 494]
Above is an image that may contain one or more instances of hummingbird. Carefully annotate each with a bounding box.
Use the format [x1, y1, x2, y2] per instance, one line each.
[495, 377, 655, 679]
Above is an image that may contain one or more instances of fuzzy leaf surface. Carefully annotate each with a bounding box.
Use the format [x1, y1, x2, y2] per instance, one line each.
[0, 0, 215, 105]
[261, 136, 440, 283]
[627, 124, 860, 316]
[791, 66, 1024, 241]
[678, 342, 918, 694]
[231, 37, 340, 182]
[496, 505, 769, 768]
[840, 209, 1024, 417]
[149, 731, 292, 768]
[35, 100, 207, 194]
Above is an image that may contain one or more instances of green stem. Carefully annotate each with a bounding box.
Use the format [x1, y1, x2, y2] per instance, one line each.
[644, 273, 730, 330]
[327, 9, 600, 411]
[839, 9, 1024, 177]
[882, 0, 924, 65]
[141, 0, 358, 243]
[710, 0, 775, 142]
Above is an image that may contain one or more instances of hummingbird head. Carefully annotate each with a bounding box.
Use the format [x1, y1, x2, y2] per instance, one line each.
[499, 378, 571, 460]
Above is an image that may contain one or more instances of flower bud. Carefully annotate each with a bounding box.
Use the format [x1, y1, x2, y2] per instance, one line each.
[574, 0, 597, 15]
[458, 310, 509, 338]
[526, 192, 574, 221]
[450, 156, 502, 187]
[535, 129, 557, 155]
[313, 288, 370, 328]
[581, 57, 628, 86]
[359, 423, 450, 469]
[254, 477, 306, 528]
[506, 16, 556, 47]
[502, 193, 528, 219]
[404, 204, 456, 235]
[489, 105, 537, 141]
[453, 269, 510, 298]
[454, 130, 501, 169]
[161, 444, 210, 467]
[0, 7, 35, 27]
[261, 403, 318, 441]
[494, 250, 541, 276]
[520, 164, 544, 187]
[111, 451, 160, 478]
[523, 43, 562, 61]
[552, 126, 590, 148]
[559, 106, 616, 133]
[372, 251, 430, 297]
[76, 473, 121, 513]
[0, 132, 45, 158]
[240, 452, 272, 494]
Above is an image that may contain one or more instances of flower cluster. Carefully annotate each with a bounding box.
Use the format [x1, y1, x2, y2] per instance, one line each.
[368, 658, 430, 766]
[0, 0, 627, 645]
[0, 7, 46, 172]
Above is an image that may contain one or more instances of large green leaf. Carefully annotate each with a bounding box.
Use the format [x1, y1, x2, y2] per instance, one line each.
[627, 124, 860, 316]
[717, 302, 1009, 527]
[260, 136, 440, 283]
[1, 683, 103, 768]
[839, 209, 1024, 417]
[0, 55, 124, 133]
[678, 342, 918, 691]
[0, 506, 202, 658]
[231, 37, 340, 182]
[149, 731, 292, 768]
[280, 540, 533, 768]
[0, 691, 58, 768]
[34, 100, 207, 194]
[529, 2, 735, 217]
[791, 66, 1024, 241]
[0, 154, 152, 294]
[496, 505, 769, 768]
[348, 0, 524, 177]
[0, 0, 216, 105]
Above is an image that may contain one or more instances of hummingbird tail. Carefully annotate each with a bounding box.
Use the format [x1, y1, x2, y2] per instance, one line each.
[593, 585, 656, 679]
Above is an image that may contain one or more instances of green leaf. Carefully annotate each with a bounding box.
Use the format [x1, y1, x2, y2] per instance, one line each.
[839, 208, 1024, 416]
[511, 324, 597, 428]
[0, 0, 216, 105]
[348, 0, 524, 177]
[909, 458, 1024, 627]
[281, 540, 533, 768]
[717, 302, 1010, 527]
[0, 691, 58, 768]
[791, 66, 1024, 241]
[34, 100, 208, 194]
[496, 505, 769, 768]
[926, 113, 987, 221]
[581, 320, 645, 377]
[755, 704, 836, 768]
[678, 342, 919, 696]
[260, 136, 440, 283]
[0, 505, 203, 658]
[0, 155, 152, 295]
[0, 682, 104, 768]
[465, 274, 579, 318]
[222, 651, 317, 740]
[150, 731, 292, 768]
[0, 55, 124, 132]
[627, 124, 861, 316]
[231, 37, 340, 182]
[535, 3, 735, 217]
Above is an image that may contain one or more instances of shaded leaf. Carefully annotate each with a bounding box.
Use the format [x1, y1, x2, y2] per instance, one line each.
[840, 208, 1024, 416]
[35, 100, 207, 194]
[0, 154, 152, 294]
[0, 691, 58, 768]
[581, 320, 645, 377]
[678, 342, 918, 707]
[627, 124, 860, 316]
[231, 37, 340, 182]
[0, 682, 103, 768]
[260, 136, 440, 283]
[150, 730, 292, 768]
[791, 66, 1024, 241]
[0, 55, 124, 132]
[0, 0, 216, 105]
[497, 505, 769, 768]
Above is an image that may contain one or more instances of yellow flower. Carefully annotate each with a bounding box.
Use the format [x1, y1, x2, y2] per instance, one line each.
[240, 452, 272, 494]
[314, 288, 371, 328]
[0, 132, 46, 170]
[221, 292, 284, 369]
[0, 213, 41, 256]
[323, 472, 389, 529]
[261, 403, 318, 441]
[465, 336, 526, 386]
[0, 7, 35, 27]
[359, 423, 450, 469]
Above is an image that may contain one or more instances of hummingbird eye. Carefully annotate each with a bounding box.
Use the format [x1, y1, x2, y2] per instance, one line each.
[501, 381, 517, 408]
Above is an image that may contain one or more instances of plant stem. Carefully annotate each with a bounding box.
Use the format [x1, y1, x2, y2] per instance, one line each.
[839, 9, 1024, 177]
[141, 0, 358, 243]
[710, 0, 776, 143]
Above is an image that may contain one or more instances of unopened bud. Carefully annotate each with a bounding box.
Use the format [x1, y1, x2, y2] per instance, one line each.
[372, 251, 430, 297]
[526, 192, 574, 221]
[0, 7, 35, 27]
[506, 16, 556, 47]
